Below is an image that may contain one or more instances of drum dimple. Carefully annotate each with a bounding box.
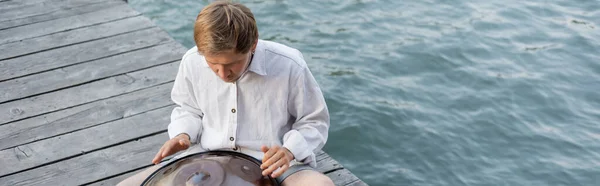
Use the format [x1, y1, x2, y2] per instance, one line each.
[187, 172, 210, 185]
[227, 157, 263, 182]
[173, 159, 224, 186]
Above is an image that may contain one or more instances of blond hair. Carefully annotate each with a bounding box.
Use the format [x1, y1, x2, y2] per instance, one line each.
[194, 1, 258, 55]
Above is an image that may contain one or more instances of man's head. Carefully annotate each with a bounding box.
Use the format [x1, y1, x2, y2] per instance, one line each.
[194, 1, 258, 82]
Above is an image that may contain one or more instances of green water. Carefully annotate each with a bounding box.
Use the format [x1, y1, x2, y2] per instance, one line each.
[129, 0, 600, 185]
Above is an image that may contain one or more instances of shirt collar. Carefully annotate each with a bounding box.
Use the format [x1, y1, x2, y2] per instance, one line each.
[247, 40, 267, 76]
[199, 40, 267, 76]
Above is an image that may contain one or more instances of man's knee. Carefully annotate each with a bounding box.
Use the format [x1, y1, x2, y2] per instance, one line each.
[282, 170, 334, 186]
[314, 174, 335, 186]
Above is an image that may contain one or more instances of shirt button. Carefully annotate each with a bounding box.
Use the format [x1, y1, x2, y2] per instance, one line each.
[230, 137, 235, 141]
[231, 108, 236, 113]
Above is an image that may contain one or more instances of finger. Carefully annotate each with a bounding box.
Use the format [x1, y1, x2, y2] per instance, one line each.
[262, 146, 279, 164]
[271, 163, 289, 178]
[261, 151, 283, 169]
[261, 145, 269, 153]
[161, 141, 174, 157]
[152, 146, 166, 164]
[263, 147, 276, 161]
[152, 152, 162, 164]
[178, 139, 190, 149]
[261, 150, 280, 169]
[263, 158, 288, 176]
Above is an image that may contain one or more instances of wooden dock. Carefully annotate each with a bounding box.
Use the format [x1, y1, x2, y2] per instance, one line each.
[0, 0, 366, 185]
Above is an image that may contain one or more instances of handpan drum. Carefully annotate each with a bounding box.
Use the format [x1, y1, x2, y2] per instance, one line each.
[141, 151, 279, 186]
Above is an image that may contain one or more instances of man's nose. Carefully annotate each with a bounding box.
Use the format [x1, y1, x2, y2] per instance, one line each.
[216, 66, 229, 79]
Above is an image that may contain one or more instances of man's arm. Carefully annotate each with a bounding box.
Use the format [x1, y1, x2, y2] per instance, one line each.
[283, 64, 330, 168]
[153, 57, 204, 164]
[168, 57, 204, 144]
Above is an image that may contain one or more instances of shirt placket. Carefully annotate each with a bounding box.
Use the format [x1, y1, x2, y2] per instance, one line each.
[228, 82, 238, 151]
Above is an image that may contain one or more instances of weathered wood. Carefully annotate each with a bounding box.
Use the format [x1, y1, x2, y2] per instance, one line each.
[327, 168, 362, 186]
[0, 0, 51, 12]
[0, 105, 173, 176]
[0, 82, 174, 150]
[85, 168, 146, 186]
[316, 152, 366, 185]
[316, 155, 345, 173]
[0, 27, 174, 81]
[0, 133, 168, 186]
[0, 15, 157, 60]
[0, 0, 122, 30]
[0, 0, 105, 22]
[0, 61, 179, 125]
[345, 179, 369, 186]
[0, 3, 139, 44]
[0, 42, 183, 103]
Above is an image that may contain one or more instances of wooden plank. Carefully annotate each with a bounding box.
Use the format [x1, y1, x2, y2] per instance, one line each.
[345, 179, 369, 186]
[85, 168, 146, 186]
[316, 154, 344, 173]
[0, 105, 173, 176]
[0, 61, 180, 125]
[316, 149, 330, 160]
[0, 27, 174, 81]
[0, 133, 168, 186]
[316, 151, 365, 186]
[327, 168, 361, 186]
[0, 3, 139, 44]
[0, 42, 183, 103]
[84, 154, 178, 186]
[0, 0, 50, 12]
[0, 15, 157, 60]
[0, 0, 122, 30]
[0, 0, 105, 22]
[0, 82, 174, 150]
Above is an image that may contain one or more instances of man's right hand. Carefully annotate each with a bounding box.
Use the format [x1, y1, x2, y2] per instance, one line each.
[152, 133, 191, 164]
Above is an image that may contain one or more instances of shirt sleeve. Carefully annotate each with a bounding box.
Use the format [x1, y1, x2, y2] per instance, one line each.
[282, 63, 330, 168]
[167, 57, 204, 143]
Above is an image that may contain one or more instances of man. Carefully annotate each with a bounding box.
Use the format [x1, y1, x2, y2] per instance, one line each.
[118, 1, 333, 185]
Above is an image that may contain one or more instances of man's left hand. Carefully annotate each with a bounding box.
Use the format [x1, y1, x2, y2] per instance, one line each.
[260, 145, 294, 178]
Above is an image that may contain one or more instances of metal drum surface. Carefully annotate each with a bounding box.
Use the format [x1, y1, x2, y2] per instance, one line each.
[141, 151, 278, 186]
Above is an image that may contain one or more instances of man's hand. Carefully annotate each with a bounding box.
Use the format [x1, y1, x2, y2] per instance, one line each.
[260, 145, 294, 178]
[152, 133, 191, 164]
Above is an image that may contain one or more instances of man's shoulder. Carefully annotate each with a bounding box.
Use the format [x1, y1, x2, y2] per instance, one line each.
[260, 40, 307, 69]
[180, 46, 207, 69]
[182, 46, 203, 61]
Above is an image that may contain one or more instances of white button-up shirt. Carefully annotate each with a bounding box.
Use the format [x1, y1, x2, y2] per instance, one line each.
[167, 40, 329, 167]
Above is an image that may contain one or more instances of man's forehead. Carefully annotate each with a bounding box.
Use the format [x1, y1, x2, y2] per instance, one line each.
[204, 51, 247, 64]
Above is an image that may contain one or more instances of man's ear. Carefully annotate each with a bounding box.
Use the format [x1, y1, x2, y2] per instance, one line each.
[251, 39, 258, 52]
